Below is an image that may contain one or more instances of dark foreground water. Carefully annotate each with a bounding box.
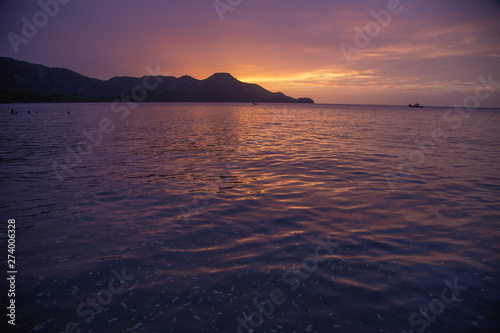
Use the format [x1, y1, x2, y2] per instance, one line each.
[1, 103, 499, 333]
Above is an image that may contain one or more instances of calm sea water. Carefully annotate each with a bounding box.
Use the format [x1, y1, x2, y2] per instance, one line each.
[1, 103, 499, 333]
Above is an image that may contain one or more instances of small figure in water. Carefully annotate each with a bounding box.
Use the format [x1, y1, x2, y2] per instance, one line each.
[28, 110, 31, 114]
[11, 109, 17, 115]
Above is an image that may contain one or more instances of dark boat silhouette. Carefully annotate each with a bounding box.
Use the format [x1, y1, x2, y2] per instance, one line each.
[408, 103, 423, 108]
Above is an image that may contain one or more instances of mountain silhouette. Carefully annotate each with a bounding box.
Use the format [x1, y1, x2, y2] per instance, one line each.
[0, 57, 314, 103]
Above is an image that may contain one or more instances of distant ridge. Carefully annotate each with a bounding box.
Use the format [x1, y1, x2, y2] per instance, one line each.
[0, 57, 314, 104]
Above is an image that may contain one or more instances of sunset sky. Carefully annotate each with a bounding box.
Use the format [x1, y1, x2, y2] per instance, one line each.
[1, 0, 499, 106]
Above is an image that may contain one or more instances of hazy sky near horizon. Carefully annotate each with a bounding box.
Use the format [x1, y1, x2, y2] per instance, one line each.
[1, 0, 499, 106]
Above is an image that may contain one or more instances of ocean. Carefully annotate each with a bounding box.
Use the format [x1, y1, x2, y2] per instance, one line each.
[1, 102, 499, 332]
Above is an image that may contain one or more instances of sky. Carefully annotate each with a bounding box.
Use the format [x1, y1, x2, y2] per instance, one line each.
[1, 0, 499, 106]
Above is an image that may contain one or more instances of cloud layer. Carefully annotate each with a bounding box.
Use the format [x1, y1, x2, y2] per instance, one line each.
[1, 0, 499, 106]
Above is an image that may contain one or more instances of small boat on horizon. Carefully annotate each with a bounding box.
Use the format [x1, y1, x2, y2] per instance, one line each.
[408, 103, 423, 108]
[253, 102, 259, 105]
